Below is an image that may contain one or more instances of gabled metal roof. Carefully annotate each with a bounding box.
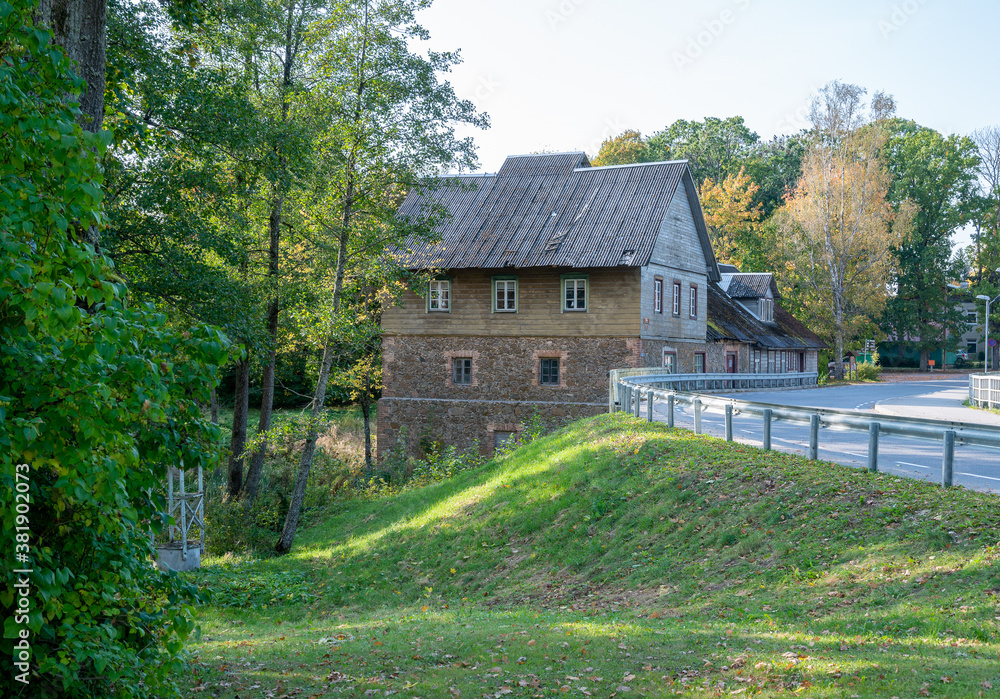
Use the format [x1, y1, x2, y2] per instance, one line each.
[393, 152, 720, 280]
[720, 272, 780, 299]
[707, 282, 826, 350]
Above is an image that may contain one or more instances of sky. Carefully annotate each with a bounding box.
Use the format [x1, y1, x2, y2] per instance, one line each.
[414, 0, 1000, 249]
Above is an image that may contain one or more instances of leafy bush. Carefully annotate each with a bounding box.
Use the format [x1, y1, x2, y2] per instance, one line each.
[1, 8, 229, 697]
[855, 351, 880, 381]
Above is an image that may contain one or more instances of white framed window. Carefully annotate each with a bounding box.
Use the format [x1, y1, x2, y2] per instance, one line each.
[662, 349, 676, 373]
[563, 277, 587, 311]
[654, 278, 663, 314]
[759, 298, 774, 322]
[694, 352, 706, 373]
[672, 282, 681, 315]
[493, 277, 517, 312]
[428, 279, 450, 312]
[452, 357, 472, 385]
[689, 284, 698, 319]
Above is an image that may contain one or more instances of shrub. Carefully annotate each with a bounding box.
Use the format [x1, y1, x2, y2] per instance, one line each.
[0, 9, 229, 697]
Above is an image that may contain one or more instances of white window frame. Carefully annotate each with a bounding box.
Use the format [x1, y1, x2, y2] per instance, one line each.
[654, 278, 663, 314]
[689, 284, 698, 319]
[694, 352, 706, 373]
[563, 277, 588, 312]
[493, 277, 517, 313]
[672, 282, 681, 315]
[662, 349, 676, 373]
[428, 279, 450, 312]
[759, 298, 774, 322]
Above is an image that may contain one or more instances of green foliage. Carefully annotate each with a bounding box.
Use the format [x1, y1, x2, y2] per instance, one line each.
[0, 5, 229, 696]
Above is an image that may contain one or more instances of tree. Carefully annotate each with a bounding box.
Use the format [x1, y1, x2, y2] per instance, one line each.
[1, 4, 229, 696]
[697, 167, 765, 271]
[647, 116, 760, 187]
[777, 81, 909, 378]
[591, 129, 650, 166]
[274, 0, 486, 554]
[971, 126, 1000, 282]
[879, 120, 979, 370]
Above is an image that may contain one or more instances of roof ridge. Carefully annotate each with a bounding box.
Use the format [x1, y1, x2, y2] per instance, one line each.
[576, 159, 690, 172]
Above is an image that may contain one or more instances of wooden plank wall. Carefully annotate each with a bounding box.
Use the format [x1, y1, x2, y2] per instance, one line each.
[382, 267, 641, 337]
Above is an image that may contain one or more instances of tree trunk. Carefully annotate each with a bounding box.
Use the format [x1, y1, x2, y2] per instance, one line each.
[210, 386, 219, 425]
[244, 195, 282, 504]
[36, 0, 106, 133]
[361, 374, 373, 473]
[275, 342, 336, 554]
[227, 357, 250, 500]
[919, 349, 929, 372]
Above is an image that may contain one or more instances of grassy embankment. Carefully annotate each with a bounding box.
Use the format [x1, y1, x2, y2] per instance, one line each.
[180, 412, 1000, 698]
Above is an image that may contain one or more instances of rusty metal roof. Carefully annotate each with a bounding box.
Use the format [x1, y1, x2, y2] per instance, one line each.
[393, 152, 719, 280]
[707, 282, 826, 350]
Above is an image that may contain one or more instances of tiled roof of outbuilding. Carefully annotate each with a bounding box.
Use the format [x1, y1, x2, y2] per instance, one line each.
[720, 272, 780, 299]
[707, 283, 826, 350]
[393, 152, 720, 280]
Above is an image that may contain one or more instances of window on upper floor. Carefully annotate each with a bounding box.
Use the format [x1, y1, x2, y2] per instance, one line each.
[759, 298, 774, 322]
[654, 278, 663, 314]
[672, 282, 681, 315]
[689, 284, 698, 319]
[428, 279, 450, 312]
[563, 277, 587, 312]
[494, 277, 517, 312]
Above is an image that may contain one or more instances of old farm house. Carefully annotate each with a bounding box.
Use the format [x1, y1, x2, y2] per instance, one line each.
[378, 152, 823, 457]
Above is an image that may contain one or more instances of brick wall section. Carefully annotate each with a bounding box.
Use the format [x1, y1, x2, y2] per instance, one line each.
[377, 334, 641, 458]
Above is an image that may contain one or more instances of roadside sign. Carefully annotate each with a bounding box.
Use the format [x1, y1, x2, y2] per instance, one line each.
[990, 338, 998, 348]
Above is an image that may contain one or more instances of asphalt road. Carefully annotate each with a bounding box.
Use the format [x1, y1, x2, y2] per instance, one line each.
[643, 379, 1000, 493]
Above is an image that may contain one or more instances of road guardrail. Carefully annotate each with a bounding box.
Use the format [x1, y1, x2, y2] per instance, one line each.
[614, 373, 1000, 488]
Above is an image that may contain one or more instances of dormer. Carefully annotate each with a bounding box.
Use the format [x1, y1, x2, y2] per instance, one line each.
[719, 270, 780, 323]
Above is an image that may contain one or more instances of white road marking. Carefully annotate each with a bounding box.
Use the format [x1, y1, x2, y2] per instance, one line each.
[896, 461, 930, 470]
[957, 472, 1000, 482]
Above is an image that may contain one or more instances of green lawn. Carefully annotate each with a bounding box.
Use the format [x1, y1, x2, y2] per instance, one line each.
[178, 413, 1000, 698]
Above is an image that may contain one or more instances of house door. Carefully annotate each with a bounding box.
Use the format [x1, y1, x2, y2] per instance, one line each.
[726, 353, 737, 373]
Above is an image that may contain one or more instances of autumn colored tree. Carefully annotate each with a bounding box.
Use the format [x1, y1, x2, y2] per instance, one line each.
[591, 129, 650, 166]
[698, 167, 765, 271]
[777, 82, 911, 378]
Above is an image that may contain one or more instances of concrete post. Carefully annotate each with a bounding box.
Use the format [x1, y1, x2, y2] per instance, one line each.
[809, 413, 819, 460]
[868, 422, 880, 472]
[725, 404, 733, 442]
[942, 430, 955, 487]
[694, 398, 702, 434]
[667, 393, 675, 429]
[763, 408, 772, 451]
[647, 390, 654, 422]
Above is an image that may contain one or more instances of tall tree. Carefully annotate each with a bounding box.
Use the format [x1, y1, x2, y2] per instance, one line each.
[647, 116, 760, 187]
[274, 0, 486, 554]
[697, 167, 765, 271]
[777, 81, 909, 378]
[591, 129, 651, 166]
[971, 126, 1000, 282]
[880, 120, 979, 370]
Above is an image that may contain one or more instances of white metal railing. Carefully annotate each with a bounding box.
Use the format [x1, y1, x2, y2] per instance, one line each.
[608, 370, 818, 411]
[615, 375, 1000, 488]
[970, 374, 1000, 410]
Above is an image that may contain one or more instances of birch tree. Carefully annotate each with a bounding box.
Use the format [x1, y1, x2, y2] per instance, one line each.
[778, 81, 910, 378]
[274, 0, 486, 554]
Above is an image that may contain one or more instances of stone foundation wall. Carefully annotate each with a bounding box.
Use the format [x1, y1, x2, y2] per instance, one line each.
[378, 334, 641, 458]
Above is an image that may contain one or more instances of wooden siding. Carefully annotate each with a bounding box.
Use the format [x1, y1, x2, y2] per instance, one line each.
[639, 184, 708, 342]
[382, 267, 642, 337]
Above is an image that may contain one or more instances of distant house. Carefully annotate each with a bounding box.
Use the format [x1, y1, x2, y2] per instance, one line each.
[378, 152, 822, 458]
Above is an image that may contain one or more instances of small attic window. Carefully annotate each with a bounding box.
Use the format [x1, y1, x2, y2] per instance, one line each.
[759, 298, 774, 323]
[621, 249, 636, 265]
